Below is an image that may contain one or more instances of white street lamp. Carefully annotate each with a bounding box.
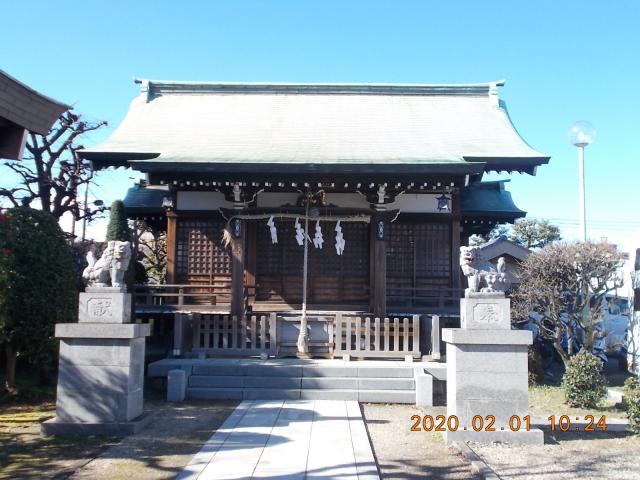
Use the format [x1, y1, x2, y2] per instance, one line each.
[568, 120, 596, 241]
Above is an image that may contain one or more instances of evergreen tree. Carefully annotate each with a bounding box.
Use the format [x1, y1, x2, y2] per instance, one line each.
[0, 207, 77, 390]
[105, 200, 136, 296]
[106, 200, 130, 242]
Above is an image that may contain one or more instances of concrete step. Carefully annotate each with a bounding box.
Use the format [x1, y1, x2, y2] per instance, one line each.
[356, 367, 414, 378]
[300, 389, 359, 400]
[191, 365, 247, 376]
[301, 377, 358, 390]
[188, 364, 415, 378]
[243, 388, 301, 400]
[301, 366, 358, 378]
[358, 377, 415, 390]
[189, 375, 245, 388]
[187, 387, 244, 400]
[247, 365, 303, 377]
[358, 389, 415, 404]
[186, 387, 415, 403]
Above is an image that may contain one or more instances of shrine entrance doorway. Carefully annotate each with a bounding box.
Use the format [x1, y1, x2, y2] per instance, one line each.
[254, 220, 369, 307]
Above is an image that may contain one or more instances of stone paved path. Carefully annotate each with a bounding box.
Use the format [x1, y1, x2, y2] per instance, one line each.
[177, 400, 379, 480]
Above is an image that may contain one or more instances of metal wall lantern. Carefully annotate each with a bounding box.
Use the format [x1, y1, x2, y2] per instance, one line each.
[436, 194, 451, 212]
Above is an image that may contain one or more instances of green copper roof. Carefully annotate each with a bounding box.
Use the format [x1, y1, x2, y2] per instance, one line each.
[461, 180, 526, 218]
[81, 79, 549, 175]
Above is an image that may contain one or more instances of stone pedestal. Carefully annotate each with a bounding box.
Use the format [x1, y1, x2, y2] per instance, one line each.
[42, 288, 151, 436]
[443, 293, 543, 444]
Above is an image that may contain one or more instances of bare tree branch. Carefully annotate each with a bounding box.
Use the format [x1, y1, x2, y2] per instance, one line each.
[0, 112, 108, 228]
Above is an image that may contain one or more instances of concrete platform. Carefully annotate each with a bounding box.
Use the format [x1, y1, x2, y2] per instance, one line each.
[150, 357, 442, 404]
[41, 411, 154, 436]
[177, 400, 379, 480]
[148, 357, 444, 377]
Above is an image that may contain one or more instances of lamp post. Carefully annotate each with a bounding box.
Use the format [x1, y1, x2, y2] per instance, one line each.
[568, 121, 596, 242]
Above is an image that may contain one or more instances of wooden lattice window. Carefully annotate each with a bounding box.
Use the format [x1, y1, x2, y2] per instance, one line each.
[387, 221, 451, 278]
[176, 220, 231, 277]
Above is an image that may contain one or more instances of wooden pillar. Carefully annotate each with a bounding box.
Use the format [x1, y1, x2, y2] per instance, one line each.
[230, 218, 246, 318]
[451, 191, 461, 289]
[370, 214, 387, 318]
[166, 210, 178, 284]
[245, 221, 257, 307]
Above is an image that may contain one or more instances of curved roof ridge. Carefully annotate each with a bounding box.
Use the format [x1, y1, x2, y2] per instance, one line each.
[133, 77, 507, 97]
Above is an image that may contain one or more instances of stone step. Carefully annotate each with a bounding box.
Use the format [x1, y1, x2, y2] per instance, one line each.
[358, 377, 415, 390]
[189, 364, 414, 378]
[355, 367, 414, 378]
[188, 376, 304, 389]
[188, 375, 243, 388]
[189, 375, 415, 391]
[186, 387, 415, 403]
[358, 389, 415, 404]
[191, 364, 248, 376]
[188, 387, 244, 400]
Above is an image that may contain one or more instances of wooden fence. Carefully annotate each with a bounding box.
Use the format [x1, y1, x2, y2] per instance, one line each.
[192, 313, 277, 357]
[333, 313, 420, 359]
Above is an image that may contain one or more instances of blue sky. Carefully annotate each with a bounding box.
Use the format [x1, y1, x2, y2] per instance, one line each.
[2, 0, 639, 248]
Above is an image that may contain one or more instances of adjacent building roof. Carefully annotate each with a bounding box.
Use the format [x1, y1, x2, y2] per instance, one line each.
[478, 236, 531, 262]
[460, 180, 526, 219]
[81, 79, 549, 175]
[123, 183, 169, 214]
[0, 69, 69, 159]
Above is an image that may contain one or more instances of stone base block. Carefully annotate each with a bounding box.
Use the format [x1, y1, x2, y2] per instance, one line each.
[460, 295, 511, 330]
[55, 323, 150, 339]
[167, 369, 187, 402]
[56, 388, 143, 423]
[415, 373, 433, 407]
[41, 411, 153, 437]
[445, 427, 544, 445]
[79, 291, 131, 324]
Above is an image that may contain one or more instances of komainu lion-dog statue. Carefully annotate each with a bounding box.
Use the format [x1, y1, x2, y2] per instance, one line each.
[82, 241, 132, 290]
[459, 245, 509, 295]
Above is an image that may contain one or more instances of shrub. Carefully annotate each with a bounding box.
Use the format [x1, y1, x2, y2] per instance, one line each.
[562, 349, 607, 408]
[528, 345, 544, 385]
[624, 377, 640, 434]
[0, 207, 77, 390]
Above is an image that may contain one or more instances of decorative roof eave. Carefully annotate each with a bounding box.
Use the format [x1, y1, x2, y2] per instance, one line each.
[0, 69, 70, 135]
[126, 160, 485, 176]
[464, 155, 550, 175]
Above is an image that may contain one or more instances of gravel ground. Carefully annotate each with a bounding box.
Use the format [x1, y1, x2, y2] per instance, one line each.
[472, 429, 640, 480]
[362, 403, 476, 480]
[67, 399, 238, 480]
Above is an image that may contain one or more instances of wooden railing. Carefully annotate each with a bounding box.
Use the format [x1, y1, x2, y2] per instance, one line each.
[192, 313, 277, 357]
[134, 284, 231, 311]
[387, 286, 464, 312]
[334, 313, 420, 359]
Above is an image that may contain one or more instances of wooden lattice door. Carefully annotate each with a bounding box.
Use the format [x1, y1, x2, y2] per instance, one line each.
[386, 221, 451, 305]
[255, 220, 369, 305]
[176, 219, 232, 304]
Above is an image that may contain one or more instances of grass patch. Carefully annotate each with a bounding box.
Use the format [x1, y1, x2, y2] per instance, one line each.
[529, 384, 624, 418]
[0, 399, 119, 479]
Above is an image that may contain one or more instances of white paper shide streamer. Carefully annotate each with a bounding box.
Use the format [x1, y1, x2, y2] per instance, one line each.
[313, 220, 324, 249]
[335, 220, 345, 255]
[294, 217, 305, 246]
[267, 216, 278, 244]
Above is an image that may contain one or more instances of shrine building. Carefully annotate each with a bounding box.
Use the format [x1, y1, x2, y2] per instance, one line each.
[80, 79, 548, 359]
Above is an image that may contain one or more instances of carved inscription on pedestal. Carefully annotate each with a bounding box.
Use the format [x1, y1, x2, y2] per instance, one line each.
[473, 303, 499, 325]
[87, 298, 114, 320]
